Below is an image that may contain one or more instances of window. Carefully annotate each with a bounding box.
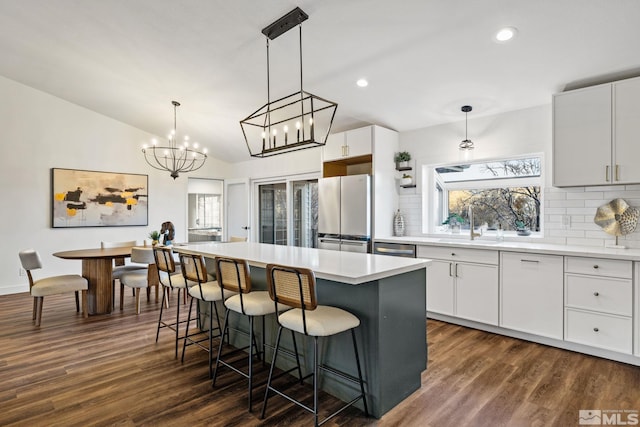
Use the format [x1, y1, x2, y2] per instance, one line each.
[426, 156, 542, 234]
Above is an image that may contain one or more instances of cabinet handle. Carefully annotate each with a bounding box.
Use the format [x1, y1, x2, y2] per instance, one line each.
[593, 265, 599, 269]
[606, 165, 610, 182]
[454, 263, 458, 278]
[615, 164, 620, 181]
[593, 327, 599, 332]
[593, 292, 599, 296]
[451, 252, 456, 256]
[449, 263, 453, 277]
[520, 259, 539, 263]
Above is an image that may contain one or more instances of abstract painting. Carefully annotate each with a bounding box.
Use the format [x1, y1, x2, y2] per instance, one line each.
[51, 168, 148, 228]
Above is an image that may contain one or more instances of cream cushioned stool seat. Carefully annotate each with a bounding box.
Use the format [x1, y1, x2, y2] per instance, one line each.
[19, 249, 88, 327]
[278, 305, 360, 337]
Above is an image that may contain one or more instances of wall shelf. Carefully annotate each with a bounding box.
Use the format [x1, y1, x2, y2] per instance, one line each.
[400, 184, 416, 188]
[396, 166, 412, 172]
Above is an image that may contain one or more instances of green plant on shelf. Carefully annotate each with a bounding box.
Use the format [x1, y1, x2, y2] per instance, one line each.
[394, 151, 411, 162]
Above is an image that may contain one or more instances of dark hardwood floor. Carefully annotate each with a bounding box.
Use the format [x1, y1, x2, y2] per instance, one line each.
[0, 290, 638, 426]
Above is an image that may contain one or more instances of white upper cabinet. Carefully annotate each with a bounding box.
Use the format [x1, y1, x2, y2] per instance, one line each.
[613, 78, 640, 184]
[553, 76, 640, 187]
[322, 127, 372, 161]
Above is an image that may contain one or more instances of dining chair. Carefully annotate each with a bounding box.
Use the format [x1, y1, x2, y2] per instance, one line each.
[119, 247, 156, 314]
[212, 256, 288, 411]
[261, 263, 368, 426]
[101, 240, 145, 307]
[18, 249, 88, 327]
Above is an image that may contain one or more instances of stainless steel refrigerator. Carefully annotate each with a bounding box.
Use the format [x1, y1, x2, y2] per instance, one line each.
[317, 174, 371, 253]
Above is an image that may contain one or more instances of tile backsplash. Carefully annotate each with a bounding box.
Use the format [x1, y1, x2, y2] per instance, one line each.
[397, 185, 640, 248]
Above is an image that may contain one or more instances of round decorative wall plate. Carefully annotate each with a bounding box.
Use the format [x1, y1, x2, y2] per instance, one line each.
[594, 198, 639, 236]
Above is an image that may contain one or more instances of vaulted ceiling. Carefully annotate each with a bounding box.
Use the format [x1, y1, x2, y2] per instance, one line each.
[1, 0, 639, 162]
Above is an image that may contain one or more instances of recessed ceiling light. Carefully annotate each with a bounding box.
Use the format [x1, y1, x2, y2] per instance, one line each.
[356, 78, 369, 88]
[495, 27, 518, 42]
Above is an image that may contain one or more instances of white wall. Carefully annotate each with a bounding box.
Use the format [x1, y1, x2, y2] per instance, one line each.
[398, 104, 640, 248]
[227, 148, 322, 180]
[2, 75, 231, 294]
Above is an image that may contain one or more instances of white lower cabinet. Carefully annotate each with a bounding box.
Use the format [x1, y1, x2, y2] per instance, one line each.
[565, 308, 632, 354]
[415, 244, 639, 364]
[564, 256, 633, 354]
[500, 252, 564, 339]
[421, 246, 499, 325]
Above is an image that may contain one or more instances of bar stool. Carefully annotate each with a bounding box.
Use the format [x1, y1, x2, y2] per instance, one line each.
[179, 252, 231, 378]
[261, 263, 368, 426]
[212, 256, 289, 411]
[153, 246, 189, 358]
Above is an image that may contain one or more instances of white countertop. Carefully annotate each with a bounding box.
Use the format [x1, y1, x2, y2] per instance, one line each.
[173, 242, 429, 285]
[375, 236, 640, 261]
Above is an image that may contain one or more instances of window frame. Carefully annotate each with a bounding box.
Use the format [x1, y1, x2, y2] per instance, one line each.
[421, 153, 544, 236]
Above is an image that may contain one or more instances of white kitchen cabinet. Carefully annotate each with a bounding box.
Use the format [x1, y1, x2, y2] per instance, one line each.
[553, 76, 640, 186]
[613, 77, 640, 183]
[500, 252, 564, 339]
[425, 260, 454, 316]
[322, 126, 372, 162]
[420, 246, 499, 325]
[564, 256, 633, 354]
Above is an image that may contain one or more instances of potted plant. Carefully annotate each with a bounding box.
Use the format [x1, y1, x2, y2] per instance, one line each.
[442, 213, 464, 234]
[401, 173, 413, 185]
[148, 230, 161, 246]
[394, 151, 412, 169]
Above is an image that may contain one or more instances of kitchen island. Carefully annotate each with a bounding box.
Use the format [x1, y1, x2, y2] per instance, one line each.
[173, 242, 430, 418]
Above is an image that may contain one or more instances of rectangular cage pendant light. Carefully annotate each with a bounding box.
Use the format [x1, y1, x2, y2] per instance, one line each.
[240, 7, 338, 158]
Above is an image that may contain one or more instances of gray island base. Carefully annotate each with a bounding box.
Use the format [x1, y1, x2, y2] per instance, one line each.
[174, 242, 429, 418]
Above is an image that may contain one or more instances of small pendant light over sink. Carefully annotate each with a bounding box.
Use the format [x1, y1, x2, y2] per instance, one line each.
[459, 105, 474, 151]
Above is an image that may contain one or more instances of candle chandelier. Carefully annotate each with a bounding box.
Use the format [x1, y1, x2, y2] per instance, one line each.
[240, 7, 338, 158]
[142, 101, 207, 179]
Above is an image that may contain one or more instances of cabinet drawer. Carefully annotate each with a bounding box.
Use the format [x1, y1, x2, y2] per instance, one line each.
[417, 246, 498, 265]
[564, 256, 632, 279]
[565, 274, 632, 316]
[565, 308, 632, 354]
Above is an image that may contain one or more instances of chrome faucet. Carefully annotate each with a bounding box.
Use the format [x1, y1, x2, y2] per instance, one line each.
[469, 206, 482, 240]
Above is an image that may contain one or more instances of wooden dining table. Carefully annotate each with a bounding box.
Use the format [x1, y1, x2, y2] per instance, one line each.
[53, 246, 158, 315]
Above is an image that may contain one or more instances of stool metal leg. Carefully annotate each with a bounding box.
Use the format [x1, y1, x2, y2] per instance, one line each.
[313, 336, 319, 427]
[260, 325, 283, 419]
[181, 296, 195, 363]
[212, 309, 231, 387]
[248, 315, 255, 411]
[174, 289, 181, 358]
[351, 328, 368, 417]
[156, 287, 167, 342]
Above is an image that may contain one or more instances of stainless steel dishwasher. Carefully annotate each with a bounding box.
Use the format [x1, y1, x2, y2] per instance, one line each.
[373, 241, 416, 258]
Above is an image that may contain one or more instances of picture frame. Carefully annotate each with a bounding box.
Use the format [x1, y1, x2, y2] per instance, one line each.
[51, 168, 148, 228]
